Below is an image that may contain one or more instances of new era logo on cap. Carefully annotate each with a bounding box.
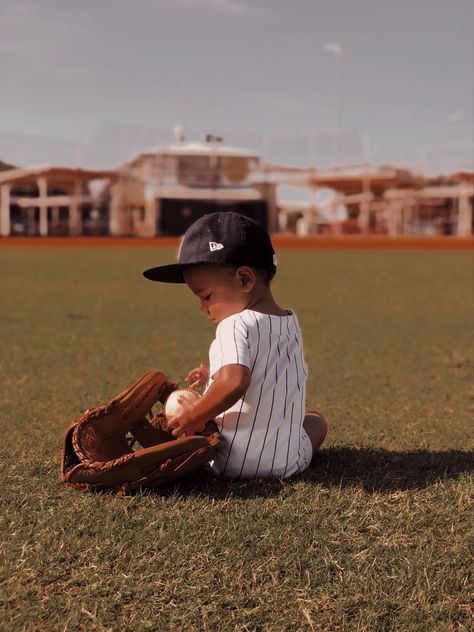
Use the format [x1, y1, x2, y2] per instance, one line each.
[209, 241, 224, 252]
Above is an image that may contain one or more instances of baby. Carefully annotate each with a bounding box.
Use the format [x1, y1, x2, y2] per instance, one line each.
[143, 211, 327, 478]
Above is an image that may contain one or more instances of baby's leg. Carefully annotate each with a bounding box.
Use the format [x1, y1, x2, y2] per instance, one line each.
[303, 411, 328, 453]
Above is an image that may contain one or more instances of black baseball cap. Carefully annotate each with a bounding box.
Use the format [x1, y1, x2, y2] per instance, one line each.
[143, 211, 277, 283]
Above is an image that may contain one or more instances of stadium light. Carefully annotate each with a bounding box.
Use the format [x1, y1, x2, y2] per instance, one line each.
[324, 41, 344, 165]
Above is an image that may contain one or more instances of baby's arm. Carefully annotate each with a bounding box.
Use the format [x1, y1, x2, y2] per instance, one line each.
[184, 363, 210, 389]
[167, 364, 251, 437]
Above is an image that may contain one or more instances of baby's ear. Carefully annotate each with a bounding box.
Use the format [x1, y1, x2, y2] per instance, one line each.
[236, 266, 256, 292]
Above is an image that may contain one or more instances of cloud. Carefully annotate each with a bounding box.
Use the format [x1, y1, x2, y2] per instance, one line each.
[273, 97, 308, 115]
[0, 1, 33, 26]
[0, 1, 34, 36]
[0, 1, 82, 57]
[171, 0, 249, 16]
[0, 2, 49, 54]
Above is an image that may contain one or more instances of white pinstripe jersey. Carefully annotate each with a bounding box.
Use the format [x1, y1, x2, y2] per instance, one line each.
[206, 309, 311, 479]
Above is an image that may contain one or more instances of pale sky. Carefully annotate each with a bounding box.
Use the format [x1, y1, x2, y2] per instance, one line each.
[0, 0, 473, 171]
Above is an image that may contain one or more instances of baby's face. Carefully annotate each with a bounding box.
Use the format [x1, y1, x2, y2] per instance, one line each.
[183, 265, 249, 324]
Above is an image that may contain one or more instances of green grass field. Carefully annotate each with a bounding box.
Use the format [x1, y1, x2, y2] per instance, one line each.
[1, 246, 473, 631]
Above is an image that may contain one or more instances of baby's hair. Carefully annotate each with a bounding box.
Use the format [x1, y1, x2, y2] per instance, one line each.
[226, 264, 274, 286]
[255, 268, 275, 286]
[185, 262, 274, 286]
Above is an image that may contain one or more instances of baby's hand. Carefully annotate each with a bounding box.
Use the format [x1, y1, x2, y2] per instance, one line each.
[166, 406, 205, 438]
[184, 363, 210, 389]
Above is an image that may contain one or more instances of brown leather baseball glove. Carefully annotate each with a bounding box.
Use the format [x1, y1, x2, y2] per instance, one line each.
[61, 370, 220, 495]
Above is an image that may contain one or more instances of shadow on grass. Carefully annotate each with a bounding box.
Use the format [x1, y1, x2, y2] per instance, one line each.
[302, 447, 474, 493]
[162, 447, 474, 499]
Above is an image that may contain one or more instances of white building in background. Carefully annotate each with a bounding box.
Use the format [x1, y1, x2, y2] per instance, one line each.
[109, 136, 278, 237]
[0, 165, 114, 237]
[273, 164, 473, 237]
[0, 133, 472, 238]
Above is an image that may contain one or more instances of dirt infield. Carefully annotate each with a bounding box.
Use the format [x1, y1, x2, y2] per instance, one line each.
[1, 234, 473, 250]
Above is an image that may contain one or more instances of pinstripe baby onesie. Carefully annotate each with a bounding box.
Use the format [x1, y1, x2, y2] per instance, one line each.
[206, 309, 312, 478]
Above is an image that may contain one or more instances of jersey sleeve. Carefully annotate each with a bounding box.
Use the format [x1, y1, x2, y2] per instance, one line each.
[213, 314, 251, 370]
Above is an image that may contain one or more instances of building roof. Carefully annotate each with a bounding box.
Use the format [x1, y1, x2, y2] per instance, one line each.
[0, 160, 16, 172]
[264, 163, 420, 195]
[128, 141, 259, 165]
[0, 165, 116, 186]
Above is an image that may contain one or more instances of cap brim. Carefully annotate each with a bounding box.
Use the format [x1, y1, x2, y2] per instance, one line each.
[143, 264, 188, 283]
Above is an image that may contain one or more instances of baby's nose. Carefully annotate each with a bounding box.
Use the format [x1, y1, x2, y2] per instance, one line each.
[200, 302, 208, 313]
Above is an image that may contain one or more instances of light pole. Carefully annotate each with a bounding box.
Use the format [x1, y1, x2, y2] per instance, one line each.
[447, 110, 467, 172]
[324, 41, 344, 166]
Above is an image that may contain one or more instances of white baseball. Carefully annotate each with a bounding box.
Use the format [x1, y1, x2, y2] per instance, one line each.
[164, 389, 201, 419]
